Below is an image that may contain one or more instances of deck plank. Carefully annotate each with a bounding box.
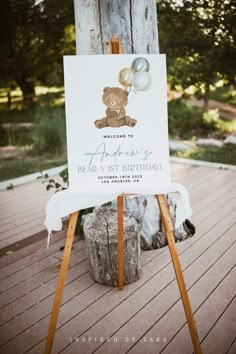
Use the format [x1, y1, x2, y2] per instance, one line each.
[0, 241, 86, 309]
[57, 223, 236, 354]
[0, 178, 56, 250]
[227, 338, 236, 354]
[10, 203, 235, 354]
[201, 296, 236, 354]
[0, 232, 67, 280]
[129, 230, 236, 354]
[0, 163, 235, 354]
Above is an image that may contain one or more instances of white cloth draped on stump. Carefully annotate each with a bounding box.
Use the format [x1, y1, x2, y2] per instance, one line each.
[44, 182, 192, 248]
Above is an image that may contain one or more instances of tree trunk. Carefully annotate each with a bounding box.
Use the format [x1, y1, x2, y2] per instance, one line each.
[113, 196, 195, 250]
[83, 207, 141, 286]
[203, 83, 210, 110]
[73, 0, 159, 54]
[17, 78, 36, 103]
[7, 90, 11, 110]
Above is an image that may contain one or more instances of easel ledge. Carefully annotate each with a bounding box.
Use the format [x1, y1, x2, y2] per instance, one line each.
[107, 37, 124, 54]
[44, 37, 202, 354]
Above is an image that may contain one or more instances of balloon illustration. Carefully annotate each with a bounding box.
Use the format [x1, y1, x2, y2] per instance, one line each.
[131, 57, 150, 73]
[132, 71, 152, 91]
[118, 67, 134, 87]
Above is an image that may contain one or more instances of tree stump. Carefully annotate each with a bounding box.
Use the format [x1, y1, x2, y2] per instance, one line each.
[112, 195, 195, 250]
[83, 207, 141, 286]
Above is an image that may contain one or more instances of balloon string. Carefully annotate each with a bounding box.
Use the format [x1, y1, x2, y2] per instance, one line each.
[128, 88, 137, 104]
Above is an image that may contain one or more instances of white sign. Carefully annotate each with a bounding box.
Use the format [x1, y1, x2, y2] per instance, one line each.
[63, 54, 171, 195]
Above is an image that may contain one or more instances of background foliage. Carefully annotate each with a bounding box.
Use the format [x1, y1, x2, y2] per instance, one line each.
[0, 0, 235, 183]
[0, 0, 75, 101]
[157, 0, 236, 106]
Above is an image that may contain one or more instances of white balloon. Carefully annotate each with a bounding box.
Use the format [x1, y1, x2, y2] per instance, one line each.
[132, 72, 152, 91]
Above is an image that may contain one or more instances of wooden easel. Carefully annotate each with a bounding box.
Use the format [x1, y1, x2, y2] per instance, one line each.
[44, 38, 202, 354]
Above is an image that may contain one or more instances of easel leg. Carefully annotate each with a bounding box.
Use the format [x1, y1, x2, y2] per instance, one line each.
[44, 211, 79, 354]
[109, 38, 124, 291]
[117, 195, 124, 290]
[156, 195, 202, 354]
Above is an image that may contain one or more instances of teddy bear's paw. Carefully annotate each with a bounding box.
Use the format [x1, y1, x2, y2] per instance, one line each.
[129, 119, 137, 127]
[94, 120, 103, 129]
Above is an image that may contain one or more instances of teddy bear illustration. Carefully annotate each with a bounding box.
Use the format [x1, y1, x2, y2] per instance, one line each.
[94, 87, 137, 129]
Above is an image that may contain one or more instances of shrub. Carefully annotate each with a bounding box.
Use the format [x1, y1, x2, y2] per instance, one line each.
[33, 106, 66, 154]
[0, 124, 8, 145]
[171, 144, 236, 165]
[209, 85, 236, 106]
[202, 109, 219, 129]
[168, 99, 223, 139]
[168, 99, 203, 139]
[0, 108, 36, 124]
[0, 125, 34, 146]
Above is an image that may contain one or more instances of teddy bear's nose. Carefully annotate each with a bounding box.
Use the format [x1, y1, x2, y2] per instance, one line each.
[111, 100, 116, 106]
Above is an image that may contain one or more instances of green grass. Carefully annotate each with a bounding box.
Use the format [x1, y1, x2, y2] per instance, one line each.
[171, 144, 236, 165]
[0, 154, 67, 182]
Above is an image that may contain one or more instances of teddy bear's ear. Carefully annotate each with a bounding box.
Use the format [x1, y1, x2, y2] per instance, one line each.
[124, 90, 129, 96]
[103, 87, 110, 92]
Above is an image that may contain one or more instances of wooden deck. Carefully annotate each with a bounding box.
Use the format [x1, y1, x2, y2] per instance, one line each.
[0, 180, 55, 252]
[0, 162, 235, 354]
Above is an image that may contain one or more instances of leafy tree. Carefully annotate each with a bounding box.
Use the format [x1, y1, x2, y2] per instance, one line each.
[157, 0, 236, 108]
[0, 0, 75, 102]
[0, 1, 41, 100]
[35, 0, 76, 86]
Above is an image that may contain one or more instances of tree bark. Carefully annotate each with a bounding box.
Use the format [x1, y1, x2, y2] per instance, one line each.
[113, 195, 195, 250]
[73, 0, 159, 54]
[83, 207, 141, 286]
